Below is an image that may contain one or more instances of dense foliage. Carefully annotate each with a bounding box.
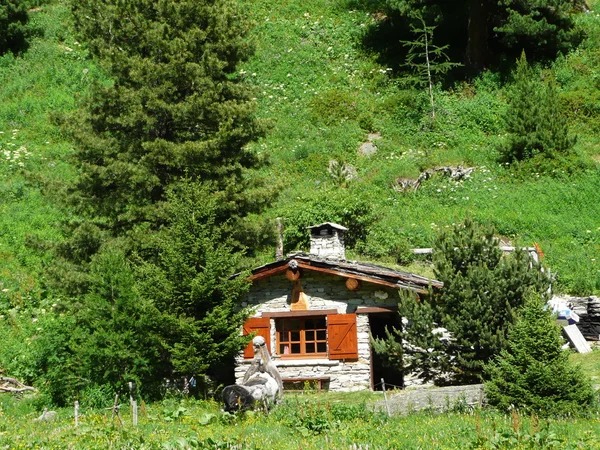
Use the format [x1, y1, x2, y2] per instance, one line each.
[0, 0, 28, 55]
[432, 217, 550, 382]
[21, 0, 269, 402]
[485, 293, 595, 415]
[1, 0, 600, 411]
[374, 217, 550, 384]
[384, 0, 583, 69]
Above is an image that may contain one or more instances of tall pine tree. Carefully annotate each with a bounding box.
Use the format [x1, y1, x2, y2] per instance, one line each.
[65, 0, 270, 257]
[45, 0, 269, 393]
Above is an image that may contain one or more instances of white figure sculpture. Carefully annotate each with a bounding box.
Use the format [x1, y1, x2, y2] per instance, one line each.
[223, 335, 283, 412]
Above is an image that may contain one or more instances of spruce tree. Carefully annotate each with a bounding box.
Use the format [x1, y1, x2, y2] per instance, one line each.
[433, 217, 550, 383]
[134, 180, 250, 381]
[0, 0, 28, 55]
[66, 0, 270, 255]
[500, 52, 576, 169]
[372, 217, 549, 384]
[485, 292, 595, 416]
[384, 0, 582, 69]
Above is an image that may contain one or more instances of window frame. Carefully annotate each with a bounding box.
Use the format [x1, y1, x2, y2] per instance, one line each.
[276, 316, 328, 359]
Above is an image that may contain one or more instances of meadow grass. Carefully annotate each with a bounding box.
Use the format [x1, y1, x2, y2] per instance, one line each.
[2, 390, 600, 449]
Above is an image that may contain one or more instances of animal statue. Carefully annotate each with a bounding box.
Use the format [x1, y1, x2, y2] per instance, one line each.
[222, 335, 283, 412]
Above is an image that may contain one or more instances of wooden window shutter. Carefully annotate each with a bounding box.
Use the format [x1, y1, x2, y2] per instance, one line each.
[242, 317, 271, 359]
[327, 313, 358, 360]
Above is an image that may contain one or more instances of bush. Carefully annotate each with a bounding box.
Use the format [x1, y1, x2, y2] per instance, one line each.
[485, 292, 596, 416]
[278, 190, 373, 253]
[355, 222, 414, 264]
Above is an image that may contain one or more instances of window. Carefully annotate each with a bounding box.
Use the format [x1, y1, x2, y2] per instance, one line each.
[277, 317, 327, 357]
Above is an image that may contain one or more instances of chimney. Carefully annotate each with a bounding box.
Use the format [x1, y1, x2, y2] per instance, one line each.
[307, 222, 347, 260]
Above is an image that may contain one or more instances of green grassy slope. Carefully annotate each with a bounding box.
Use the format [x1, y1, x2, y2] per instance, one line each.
[0, 3, 106, 309]
[238, 0, 600, 294]
[1, 0, 600, 303]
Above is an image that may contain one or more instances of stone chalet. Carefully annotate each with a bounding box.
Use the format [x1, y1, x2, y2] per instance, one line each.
[235, 222, 443, 392]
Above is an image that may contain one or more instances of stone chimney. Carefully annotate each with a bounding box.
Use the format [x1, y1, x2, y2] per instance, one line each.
[307, 222, 347, 260]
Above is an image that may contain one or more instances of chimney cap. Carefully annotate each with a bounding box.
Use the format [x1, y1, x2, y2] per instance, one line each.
[306, 222, 348, 231]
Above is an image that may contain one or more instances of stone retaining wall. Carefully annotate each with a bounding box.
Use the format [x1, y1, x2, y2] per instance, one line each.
[373, 384, 485, 416]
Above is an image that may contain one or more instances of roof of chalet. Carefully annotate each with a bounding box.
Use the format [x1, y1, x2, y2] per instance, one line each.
[247, 252, 443, 294]
[306, 222, 348, 231]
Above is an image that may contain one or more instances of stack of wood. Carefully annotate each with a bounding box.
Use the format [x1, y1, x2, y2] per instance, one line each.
[563, 296, 600, 340]
[0, 375, 36, 394]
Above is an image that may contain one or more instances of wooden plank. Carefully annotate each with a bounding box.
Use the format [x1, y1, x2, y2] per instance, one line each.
[262, 309, 338, 318]
[563, 325, 592, 353]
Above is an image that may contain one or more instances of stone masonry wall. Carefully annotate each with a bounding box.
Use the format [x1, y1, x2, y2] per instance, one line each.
[309, 230, 345, 260]
[235, 272, 399, 391]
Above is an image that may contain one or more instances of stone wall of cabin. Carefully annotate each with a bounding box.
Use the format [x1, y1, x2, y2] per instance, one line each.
[235, 272, 400, 391]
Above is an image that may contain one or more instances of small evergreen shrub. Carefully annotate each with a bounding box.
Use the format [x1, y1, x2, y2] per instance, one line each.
[499, 53, 577, 173]
[485, 292, 596, 416]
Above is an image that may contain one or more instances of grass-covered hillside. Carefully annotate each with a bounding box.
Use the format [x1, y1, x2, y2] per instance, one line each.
[1, 0, 600, 305]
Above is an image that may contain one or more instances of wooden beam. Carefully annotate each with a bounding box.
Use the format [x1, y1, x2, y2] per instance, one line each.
[286, 268, 301, 281]
[248, 265, 288, 282]
[345, 278, 360, 291]
[262, 309, 338, 318]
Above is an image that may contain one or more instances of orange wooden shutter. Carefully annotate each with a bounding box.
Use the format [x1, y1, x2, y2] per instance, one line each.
[327, 313, 358, 360]
[242, 317, 271, 359]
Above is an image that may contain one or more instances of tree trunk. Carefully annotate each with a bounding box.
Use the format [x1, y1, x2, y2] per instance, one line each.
[466, 0, 489, 70]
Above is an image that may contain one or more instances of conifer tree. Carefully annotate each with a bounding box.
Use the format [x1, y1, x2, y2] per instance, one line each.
[66, 0, 270, 256]
[372, 217, 550, 384]
[433, 217, 549, 383]
[134, 180, 250, 380]
[500, 52, 576, 168]
[485, 292, 595, 416]
[384, 0, 582, 69]
[0, 0, 28, 55]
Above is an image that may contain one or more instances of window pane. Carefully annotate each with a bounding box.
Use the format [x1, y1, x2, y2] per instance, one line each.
[291, 331, 300, 341]
[306, 343, 315, 353]
[305, 319, 315, 329]
[317, 342, 327, 353]
[315, 317, 326, 328]
[279, 331, 289, 342]
[291, 343, 300, 353]
[316, 330, 326, 340]
[280, 344, 291, 355]
[306, 330, 315, 341]
[290, 319, 301, 330]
